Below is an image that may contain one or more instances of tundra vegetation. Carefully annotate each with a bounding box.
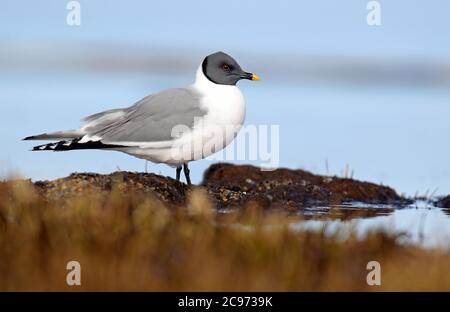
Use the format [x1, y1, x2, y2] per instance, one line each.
[0, 167, 449, 291]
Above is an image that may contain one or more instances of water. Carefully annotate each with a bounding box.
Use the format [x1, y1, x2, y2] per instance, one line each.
[291, 201, 450, 249]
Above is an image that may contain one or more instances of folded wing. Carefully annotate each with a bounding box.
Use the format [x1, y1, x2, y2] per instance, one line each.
[83, 87, 207, 145]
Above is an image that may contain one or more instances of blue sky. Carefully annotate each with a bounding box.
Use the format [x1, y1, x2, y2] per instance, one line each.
[3, 1, 450, 58]
[1, 1, 450, 196]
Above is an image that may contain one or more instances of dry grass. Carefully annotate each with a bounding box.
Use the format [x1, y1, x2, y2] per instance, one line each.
[0, 179, 449, 291]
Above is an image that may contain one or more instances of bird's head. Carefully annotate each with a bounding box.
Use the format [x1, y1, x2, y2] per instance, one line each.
[201, 51, 260, 85]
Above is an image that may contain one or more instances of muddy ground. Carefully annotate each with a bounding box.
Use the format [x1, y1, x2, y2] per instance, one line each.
[24, 163, 412, 215]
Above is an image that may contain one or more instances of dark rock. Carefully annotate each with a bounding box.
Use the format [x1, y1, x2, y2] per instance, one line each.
[436, 195, 450, 208]
[202, 163, 408, 209]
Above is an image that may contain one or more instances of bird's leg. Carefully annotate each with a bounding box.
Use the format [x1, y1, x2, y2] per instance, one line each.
[183, 163, 191, 185]
[176, 165, 182, 181]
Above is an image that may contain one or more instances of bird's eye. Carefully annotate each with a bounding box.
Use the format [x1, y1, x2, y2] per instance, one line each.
[222, 64, 231, 72]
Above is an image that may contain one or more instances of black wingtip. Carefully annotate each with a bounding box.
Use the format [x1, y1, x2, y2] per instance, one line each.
[31, 144, 48, 151]
[23, 136, 34, 141]
[29, 139, 126, 152]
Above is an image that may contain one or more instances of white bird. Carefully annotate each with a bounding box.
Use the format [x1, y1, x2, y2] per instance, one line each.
[23, 51, 260, 184]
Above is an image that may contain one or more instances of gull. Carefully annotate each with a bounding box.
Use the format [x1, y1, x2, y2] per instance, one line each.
[23, 51, 260, 185]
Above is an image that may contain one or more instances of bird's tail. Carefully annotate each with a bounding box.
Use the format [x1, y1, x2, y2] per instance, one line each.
[23, 130, 83, 141]
[31, 138, 125, 152]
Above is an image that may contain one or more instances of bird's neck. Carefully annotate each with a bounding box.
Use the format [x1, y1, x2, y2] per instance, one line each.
[193, 64, 238, 94]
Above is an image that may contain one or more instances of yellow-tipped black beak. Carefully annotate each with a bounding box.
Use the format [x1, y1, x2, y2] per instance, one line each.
[251, 73, 260, 81]
[241, 72, 261, 81]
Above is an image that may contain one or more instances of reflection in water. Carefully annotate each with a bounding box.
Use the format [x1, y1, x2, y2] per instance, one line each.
[292, 201, 450, 249]
[301, 202, 396, 220]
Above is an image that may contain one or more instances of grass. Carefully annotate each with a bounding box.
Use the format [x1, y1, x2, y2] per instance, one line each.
[0, 179, 449, 291]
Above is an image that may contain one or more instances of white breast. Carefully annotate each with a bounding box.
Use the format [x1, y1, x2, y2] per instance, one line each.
[187, 66, 246, 160]
[195, 69, 245, 127]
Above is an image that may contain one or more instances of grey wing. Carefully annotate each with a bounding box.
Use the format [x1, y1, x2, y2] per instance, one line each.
[84, 88, 207, 144]
[82, 108, 128, 133]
